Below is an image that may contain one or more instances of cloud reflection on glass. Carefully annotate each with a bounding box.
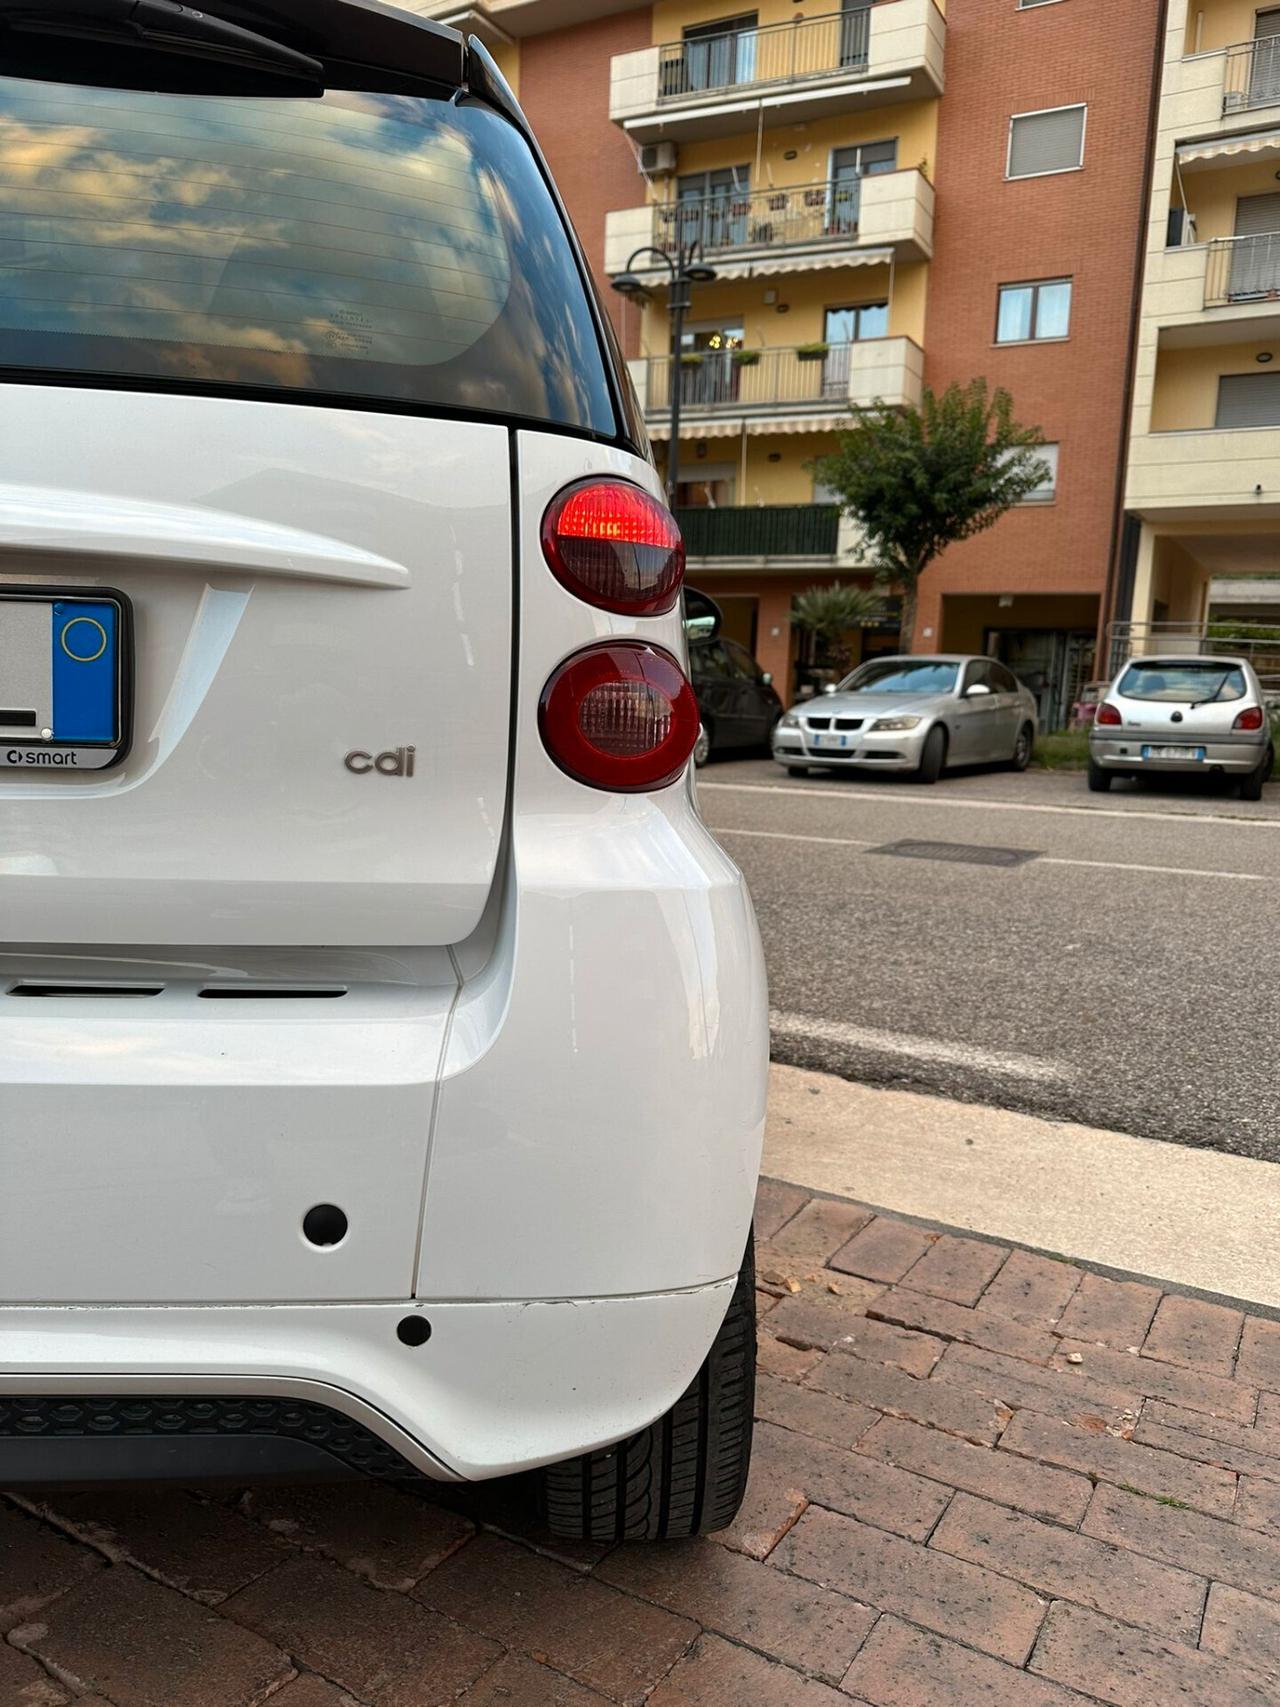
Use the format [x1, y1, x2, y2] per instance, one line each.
[0, 78, 615, 432]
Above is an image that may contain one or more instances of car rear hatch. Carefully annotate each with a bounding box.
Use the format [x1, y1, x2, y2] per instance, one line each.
[0, 7, 623, 1304]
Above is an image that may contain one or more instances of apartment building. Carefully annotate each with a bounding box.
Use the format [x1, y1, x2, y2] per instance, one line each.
[406, 0, 1162, 722]
[1121, 0, 1280, 674]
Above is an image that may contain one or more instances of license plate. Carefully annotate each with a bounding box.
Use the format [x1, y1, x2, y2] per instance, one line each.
[1142, 744, 1204, 762]
[0, 588, 131, 771]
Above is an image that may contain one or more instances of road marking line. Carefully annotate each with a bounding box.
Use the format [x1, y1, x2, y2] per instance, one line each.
[710, 826, 875, 848]
[701, 779, 1280, 829]
[770, 1008, 1072, 1085]
[1043, 856, 1267, 883]
[710, 826, 1266, 882]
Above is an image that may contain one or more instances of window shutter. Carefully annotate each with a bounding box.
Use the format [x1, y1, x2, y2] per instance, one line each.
[1008, 107, 1086, 178]
[1216, 372, 1280, 428]
[1256, 7, 1280, 37]
[1234, 192, 1280, 236]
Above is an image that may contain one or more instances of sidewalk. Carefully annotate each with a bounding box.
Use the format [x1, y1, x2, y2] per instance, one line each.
[3, 1182, 1280, 1706]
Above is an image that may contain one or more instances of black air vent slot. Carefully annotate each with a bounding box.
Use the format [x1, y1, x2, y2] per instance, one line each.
[197, 986, 348, 1000]
[8, 982, 164, 998]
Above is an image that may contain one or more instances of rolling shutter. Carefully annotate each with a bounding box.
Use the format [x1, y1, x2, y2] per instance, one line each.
[1008, 107, 1086, 178]
[1256, 8, 1280, 38]
[1215, 371, 1280, 428]
[1235, 192, 1280, 235]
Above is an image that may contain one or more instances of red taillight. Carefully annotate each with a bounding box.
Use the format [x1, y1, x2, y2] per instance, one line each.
[1095, 702, 1122, 726]
[1234, 705, 1265, 731]
[542, 479, 684, 615]
[539, 642, 700, 791]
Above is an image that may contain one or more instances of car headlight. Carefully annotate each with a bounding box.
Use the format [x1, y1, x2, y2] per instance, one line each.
[779, 712, 800, 729]
[870, 715, 923, 732]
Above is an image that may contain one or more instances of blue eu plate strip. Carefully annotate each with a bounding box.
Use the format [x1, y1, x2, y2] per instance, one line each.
[51, 601, 117, 743]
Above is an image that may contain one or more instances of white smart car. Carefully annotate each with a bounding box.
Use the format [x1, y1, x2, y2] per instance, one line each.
[0, 0, 767, 1539]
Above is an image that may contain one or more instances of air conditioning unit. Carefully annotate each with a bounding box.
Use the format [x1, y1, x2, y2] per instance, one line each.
[638, 142, 677, 178]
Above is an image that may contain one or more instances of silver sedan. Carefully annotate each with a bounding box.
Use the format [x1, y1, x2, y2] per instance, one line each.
[771, 654, 1038, 784]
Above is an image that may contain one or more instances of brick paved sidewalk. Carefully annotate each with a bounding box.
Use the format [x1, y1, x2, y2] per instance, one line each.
[4, 1182, 1280, 1707]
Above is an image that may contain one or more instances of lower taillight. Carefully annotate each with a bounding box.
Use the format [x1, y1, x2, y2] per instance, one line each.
[1095, 703, 1122, 726]
[1234, 705, 1265, 730]
[539, 642, 700, 791]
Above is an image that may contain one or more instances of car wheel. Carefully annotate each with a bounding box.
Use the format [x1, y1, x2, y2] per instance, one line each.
[693, 722, 711, 768]
[541, 1240, 755, 1541]
[1239, 746, 1273, 801]
[1087, 761, 1112, 793]
[786, 765, 810, 778]
[915, 726, 946, 785]
[1007, 723, 1034, 772]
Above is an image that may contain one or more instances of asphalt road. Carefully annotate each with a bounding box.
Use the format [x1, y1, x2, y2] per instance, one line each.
[699, 757, 1280, 1162]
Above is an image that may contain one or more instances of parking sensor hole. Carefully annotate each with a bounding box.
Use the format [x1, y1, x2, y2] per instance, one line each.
[302, 1204, 348, 1248]
[397, 1316, 432, 1347]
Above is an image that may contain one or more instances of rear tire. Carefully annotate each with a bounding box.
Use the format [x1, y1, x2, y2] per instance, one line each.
[1239, 746, 1273, 801]
[915, 726, 946, 785]
[1087, 761, 1112, 793]
[541, 1241, 756, 1542]
[1007, 723, 1034, 772]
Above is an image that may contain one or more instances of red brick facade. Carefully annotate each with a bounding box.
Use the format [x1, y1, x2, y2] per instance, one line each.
[518, 9, 652, 357]
[919, 0, 1162, 654]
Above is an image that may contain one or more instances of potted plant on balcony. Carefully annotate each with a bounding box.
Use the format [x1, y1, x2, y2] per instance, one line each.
[731, 348, 761, 366]
[796, 341, 829, 362]
[678, 350, 705, 367]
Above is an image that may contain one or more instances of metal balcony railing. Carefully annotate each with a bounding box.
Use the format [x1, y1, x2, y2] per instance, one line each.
[1204, 233, 1280, 306]
[641, 343, 858, 412]
[657, 7, 871, 101]
[654, 179, 863, 255]
[1223, 37, 1280, 114]
[675, 504, 841, 558]
[1107, 621, 1280, 693]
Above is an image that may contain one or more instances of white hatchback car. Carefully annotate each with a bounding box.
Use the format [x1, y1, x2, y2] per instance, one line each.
[0, 0, 768, 1540]
[1089, 655, 1275, 800]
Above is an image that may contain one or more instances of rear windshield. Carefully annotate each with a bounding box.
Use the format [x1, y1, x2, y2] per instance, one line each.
[1117, 662, 1247, 703]
[842, 660, 959, 694]
[0, 73, 616, 431]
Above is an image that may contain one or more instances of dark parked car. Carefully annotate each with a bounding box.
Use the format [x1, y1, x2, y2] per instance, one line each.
[689, 635, 783, 763]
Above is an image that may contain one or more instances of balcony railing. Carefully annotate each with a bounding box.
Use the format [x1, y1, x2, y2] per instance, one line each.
[641, 344, 864, 412]
[657, 7, 870, 101]
[675, 504, 841, 558]
[655, 180, 862, 256]
[1223, 37, 1280, 114]
[1204, 233, 1280, 307]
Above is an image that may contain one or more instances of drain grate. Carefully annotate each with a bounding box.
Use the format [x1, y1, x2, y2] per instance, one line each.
[873, 839, 1041, 868]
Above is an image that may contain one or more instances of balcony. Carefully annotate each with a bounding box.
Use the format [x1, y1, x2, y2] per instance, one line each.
[1127, 423, 1280, 520]
[1140, 235, 1280, 340]
[1162, 40, 1280, 138]
[609, 0, 944, 143]
[629, 338, 923, 436]
[604, 169, 932, 283]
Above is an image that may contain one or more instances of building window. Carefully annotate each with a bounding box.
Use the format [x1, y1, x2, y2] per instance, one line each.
[1216, 371, 1280, 428]
[1017, 0, 1064, 8]
[1007, 105, 1086, 179]
[996, 278, 1072, 342]
[1022, 444, 1059, 502]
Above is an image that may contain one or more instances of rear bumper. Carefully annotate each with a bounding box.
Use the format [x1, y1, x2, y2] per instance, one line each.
[1089, 735, 1267, 774]
[0, 1282, 735, 1483]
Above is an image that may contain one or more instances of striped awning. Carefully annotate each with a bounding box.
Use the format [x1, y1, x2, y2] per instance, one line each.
[645, 248, 893, 285]
[647, 412, 849, 440]
[1177, 131, 1280, 167]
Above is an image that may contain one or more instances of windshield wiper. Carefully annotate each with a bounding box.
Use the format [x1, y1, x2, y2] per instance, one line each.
[0, 1, 325, 85]
[1189, 670, 1232, 709]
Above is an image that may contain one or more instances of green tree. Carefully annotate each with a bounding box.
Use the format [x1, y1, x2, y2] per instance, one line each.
[812, 380, 1047, 651]
[790, 582, 885, 680]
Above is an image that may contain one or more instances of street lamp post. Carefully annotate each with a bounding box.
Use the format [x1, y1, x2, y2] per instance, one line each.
[611, 242, 717, 507]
